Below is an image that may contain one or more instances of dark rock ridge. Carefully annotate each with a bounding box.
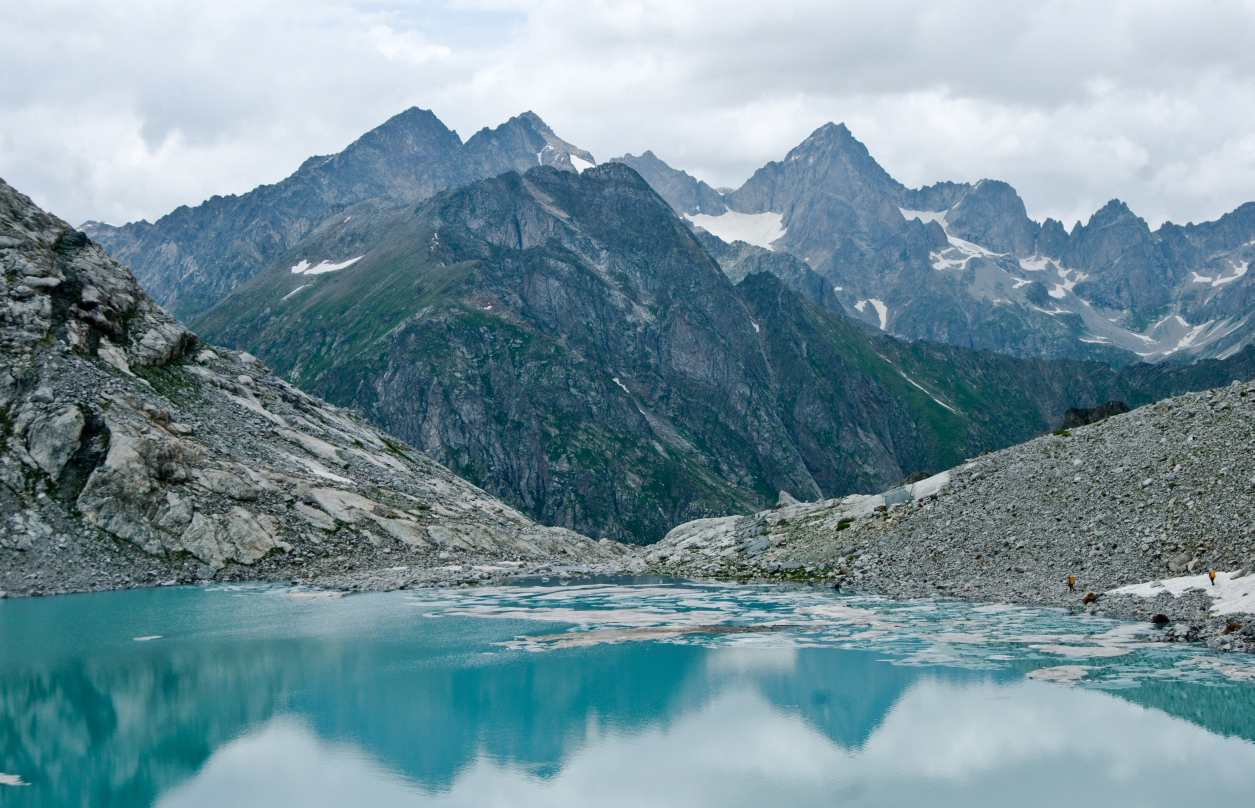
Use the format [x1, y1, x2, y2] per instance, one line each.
[645, 379, 1255, 653]
[82, 109, 595, 321]
[622, 127, 1255, 365]
[1060, 401, 1130, 430]
[0, 177, 628, 598]
[192, 162, 1255, 543]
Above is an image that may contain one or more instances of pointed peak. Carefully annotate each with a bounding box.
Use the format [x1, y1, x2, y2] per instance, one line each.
[375, 107, 455, 135]
[1087, 199, 1145, 229]
[503, 110, 555, 137]
[343, 107, 463, 154]
[789, 121, 872, 160]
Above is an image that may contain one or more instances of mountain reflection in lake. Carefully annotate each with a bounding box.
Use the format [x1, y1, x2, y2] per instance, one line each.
[3, 581, 1255, 807]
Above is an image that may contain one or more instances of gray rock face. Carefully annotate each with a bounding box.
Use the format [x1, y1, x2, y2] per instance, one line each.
[609, 151, 728, 216]
[82, 109, 595, 322]
[633, 127, 1255, 365]
[0, 176, 631, 598]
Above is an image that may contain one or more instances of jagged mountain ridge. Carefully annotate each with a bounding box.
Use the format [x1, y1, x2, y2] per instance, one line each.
[82, 109, 595, 321]
[192, 163, 1255, 543]
[610, 126, 1255, 365]
[0, 176, 622, 597]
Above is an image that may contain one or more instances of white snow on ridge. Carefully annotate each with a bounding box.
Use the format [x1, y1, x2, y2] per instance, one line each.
[290, 256, 363, 276]
[569, 154, 595, 173]
[685, 211, 786, 250]
[868, 298, 888, 330]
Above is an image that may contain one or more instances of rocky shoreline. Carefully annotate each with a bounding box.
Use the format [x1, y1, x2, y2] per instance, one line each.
[642, 378, 1255, 653]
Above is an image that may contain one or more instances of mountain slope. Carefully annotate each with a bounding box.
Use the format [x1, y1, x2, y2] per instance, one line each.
[81, 110, 594, 321]
[192, 163, 1255, 543]
[631, 127, 1255, 365]
[0, 176, 622, 598]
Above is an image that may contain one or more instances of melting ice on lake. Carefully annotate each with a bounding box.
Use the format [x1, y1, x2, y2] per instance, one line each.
[3, 579, 1255, 807]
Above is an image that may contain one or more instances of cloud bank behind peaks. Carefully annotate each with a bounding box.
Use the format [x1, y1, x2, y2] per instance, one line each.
[2, 0, 1254, 229]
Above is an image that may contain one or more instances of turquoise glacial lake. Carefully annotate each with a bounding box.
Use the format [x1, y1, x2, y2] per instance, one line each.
[4, 578, 1255, 807]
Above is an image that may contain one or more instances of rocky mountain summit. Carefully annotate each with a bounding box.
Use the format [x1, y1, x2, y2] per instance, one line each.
[619, 127, 1255, 365]
[0, 177, 628, 598]
[82, 109, 595, 321]
[644, 378, 1255, 651]
[192, 161, 1255, 543]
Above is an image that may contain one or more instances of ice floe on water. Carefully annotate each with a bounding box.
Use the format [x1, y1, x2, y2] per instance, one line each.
[404, 580, 1255, 686]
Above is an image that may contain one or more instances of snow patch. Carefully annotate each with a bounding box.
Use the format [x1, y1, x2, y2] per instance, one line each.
[1048, 266, 1087, 298]
[612, 377, 631, 395]
[854, 300, 867, 312]
[1018, 255, 1055, 272]
[1191, 272, 1213, 284]
[751, 320, 760, 333]
[897, 371, 957, 413]
[868, 298, 888, 330]
[1212, 261, 1249, 286]
[1174, 320, 1214, 350]
[0, 773, 28, 786]
[1110, 570, 1255, 617]
[685, 211, 786, 250]
[281, 285, 309, 301]
[290, 257, 362, 275]
[1012, 278, 1032, 288]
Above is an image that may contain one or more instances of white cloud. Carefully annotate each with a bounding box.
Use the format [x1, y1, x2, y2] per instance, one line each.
[3, 0, 1255, 228]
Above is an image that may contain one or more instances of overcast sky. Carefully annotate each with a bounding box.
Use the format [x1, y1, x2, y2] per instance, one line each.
[4, 0, 1255, 230]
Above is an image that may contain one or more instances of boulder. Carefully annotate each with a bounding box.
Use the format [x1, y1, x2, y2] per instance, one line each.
[25, 405, 84, 478]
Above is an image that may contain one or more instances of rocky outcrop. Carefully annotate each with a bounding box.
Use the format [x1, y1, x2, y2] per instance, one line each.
[82, 109, 595, 321]
[1059, 400, 1129, 429]
[645, 379, 1255, 652]
[0, 176, 631, 598]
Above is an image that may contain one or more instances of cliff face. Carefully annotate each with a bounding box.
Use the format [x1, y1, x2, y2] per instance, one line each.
[82, 110, 595, 322]
[192, 163, 1255, 543]
[0, 176, 620, 598]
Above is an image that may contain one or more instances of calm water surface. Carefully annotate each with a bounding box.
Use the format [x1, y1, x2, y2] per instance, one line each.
[3, 578, 1255, 807]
